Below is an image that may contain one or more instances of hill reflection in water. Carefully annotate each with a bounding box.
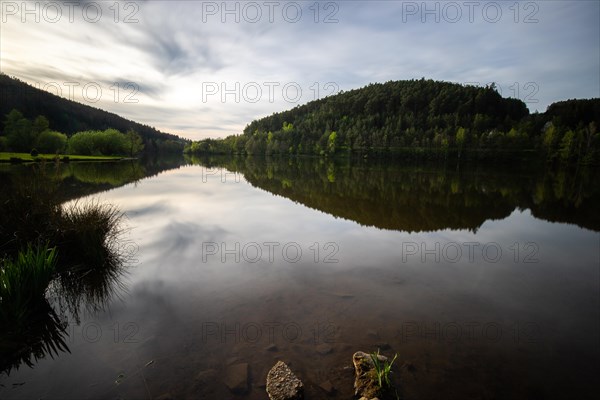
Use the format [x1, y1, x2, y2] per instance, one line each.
[188, 155, 600, 233]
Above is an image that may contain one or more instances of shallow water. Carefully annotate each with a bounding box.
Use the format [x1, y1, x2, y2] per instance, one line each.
[1, 158, 598, 399]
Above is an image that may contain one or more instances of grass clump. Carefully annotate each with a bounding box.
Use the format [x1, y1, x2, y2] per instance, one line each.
[56, 200, 123, 271]
[0, 245, 57, 321]
[53, 201, 128, 319]
[370, 348, 398, 389]
[0, 246, 69, 374]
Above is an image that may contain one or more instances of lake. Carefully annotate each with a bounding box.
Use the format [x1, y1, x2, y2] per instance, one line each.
[0, 157, 598, 399]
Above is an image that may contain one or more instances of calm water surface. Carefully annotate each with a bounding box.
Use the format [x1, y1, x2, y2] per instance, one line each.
[0, 158, 598, 399]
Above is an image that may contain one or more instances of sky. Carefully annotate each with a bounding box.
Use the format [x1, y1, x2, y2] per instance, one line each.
[1, 0, 599, 140]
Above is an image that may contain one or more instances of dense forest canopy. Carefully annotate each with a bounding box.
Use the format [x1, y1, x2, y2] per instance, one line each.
[185, 79, 600, 165]
[0, 74, 187, 154]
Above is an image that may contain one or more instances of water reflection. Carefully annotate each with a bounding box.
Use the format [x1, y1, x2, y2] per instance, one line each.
[0, 157, 597, 399]
[0, 158, 184, 376]
[0, 301, 69, 374]
[0, 155, 186, 204]
[188, 155, 600, 232]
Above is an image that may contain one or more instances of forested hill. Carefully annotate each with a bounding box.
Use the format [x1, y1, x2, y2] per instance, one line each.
[245, 79, 529, 149]
[186, 79, 600, 165]
[0, 74, 186, 149]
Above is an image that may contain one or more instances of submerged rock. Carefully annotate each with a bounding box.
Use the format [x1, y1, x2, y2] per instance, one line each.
[265, 343, 279, 352]
[266, 361, 304, 400]
[223, 363, 249, 394]
[190, 369, 227, 398]
[319, 379, 335, 395]
[316, 343, 333, 355]
[366, 330, 380, 339]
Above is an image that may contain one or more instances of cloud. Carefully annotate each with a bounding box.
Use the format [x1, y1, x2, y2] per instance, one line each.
[1, 0, 598, 140]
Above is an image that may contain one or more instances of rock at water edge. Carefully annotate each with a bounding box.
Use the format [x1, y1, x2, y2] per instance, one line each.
[266, 361, 304, 400]
[353, 351, 387, 399]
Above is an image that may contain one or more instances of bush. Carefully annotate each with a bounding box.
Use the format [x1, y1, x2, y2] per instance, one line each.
[30, 148, 39, 157]
[67, 129, 128, 156]
[36, 130, 67, 154]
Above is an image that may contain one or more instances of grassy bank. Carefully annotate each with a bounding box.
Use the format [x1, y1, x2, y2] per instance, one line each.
[0, 152, 124, 163]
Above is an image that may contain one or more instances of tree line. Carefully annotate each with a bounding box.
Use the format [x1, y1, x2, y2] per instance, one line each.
[0, 109, 144, 157]
[184, 79, 600, 165]
[0, 74, 187, 155]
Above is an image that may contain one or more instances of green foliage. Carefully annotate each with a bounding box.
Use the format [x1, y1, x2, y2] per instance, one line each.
[546, 98, 600, 127]
[0, 158, 172, 373]
[0, 163, 125, 271]
[0, 75, 186, 154]
[0, 245, 57, 321]
[66, 131, 94, 155]
[32, 116, 50, 135]
[4, 109, 34, 152]
[182, 79, 598, 165]
[558, 130, 575, 162]
[543, 124, 557, 151]
[328, 131, 338, 154]
[186, 79, 533, 157]
[125, 129, 145, 157]
[2, 109, 69, 154]
[370, 349, 398, 388]
[67, 128, 129, 156]
[240, 79, 529, 154]
[68, 161, 145, 186]
[36, 130, 68, 153]
[55, 201, 124, 272]
[30, 148, 39, 157]
[282, 121, 294, 133]
[456, 127, 466, 147]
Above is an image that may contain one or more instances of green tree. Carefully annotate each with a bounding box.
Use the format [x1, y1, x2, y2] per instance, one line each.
[542, 123, 558, 159]
[3, 109, 25, 134]
[126, 129, 144, 157]
[98, 128, 127, 155]
[36, 130, 67, 153]
[282, 122, 294, 133]
[32, 116, 50, 135]
[558, 130, 575, 163]
[67, 129, 128, 155]
[4, 109, 33, 152]
[327, 131, 337, 154]
[67, 130, 97, 155]
[456, 127, 466, 157]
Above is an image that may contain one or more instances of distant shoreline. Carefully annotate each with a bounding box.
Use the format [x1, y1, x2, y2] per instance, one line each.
[0, 152, 126, 163]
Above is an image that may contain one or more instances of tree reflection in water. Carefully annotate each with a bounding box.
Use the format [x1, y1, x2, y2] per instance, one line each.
[188, 155, 600, 232]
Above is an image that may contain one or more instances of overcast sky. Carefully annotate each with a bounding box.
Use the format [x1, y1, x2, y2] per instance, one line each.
[1, 0, 598, 140]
